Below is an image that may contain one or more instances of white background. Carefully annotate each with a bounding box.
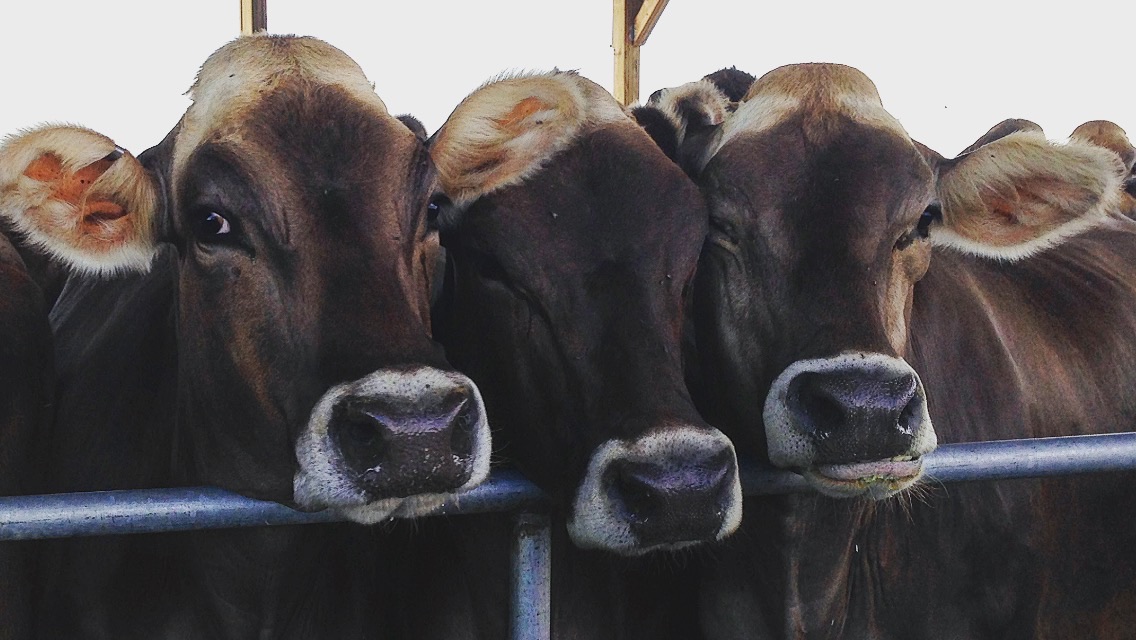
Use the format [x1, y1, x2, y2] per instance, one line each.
[2, 0, 1131, 156]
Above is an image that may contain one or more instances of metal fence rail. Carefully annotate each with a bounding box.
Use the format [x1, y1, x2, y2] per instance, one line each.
[3, 432, 1136, 640]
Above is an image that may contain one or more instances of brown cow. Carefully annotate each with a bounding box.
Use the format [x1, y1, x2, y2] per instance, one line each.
[384, 70, 742, 639]
[0, 35, 490, 638]
[643, 65, 1136, 637]
[0, 210, 54, 640]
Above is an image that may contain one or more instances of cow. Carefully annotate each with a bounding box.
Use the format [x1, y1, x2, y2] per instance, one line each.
[0, 202, 55, 640]
[381, 70, 744, 639]
[641, 64, 1136, 638]
[0, 34, 492, 639]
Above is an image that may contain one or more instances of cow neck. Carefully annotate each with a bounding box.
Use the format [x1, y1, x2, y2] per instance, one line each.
[177, 524, 399, 640]
[708, 488, 1038, 639]
[909, 222, 1136, 444]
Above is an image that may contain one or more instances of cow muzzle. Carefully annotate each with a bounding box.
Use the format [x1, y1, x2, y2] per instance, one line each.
[293, 367, 491, 523]
[764, 352, 937, 499]
[568, 425, 743, 555]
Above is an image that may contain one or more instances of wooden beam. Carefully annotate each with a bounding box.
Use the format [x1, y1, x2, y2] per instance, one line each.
[613, 0, 642, 106]
[632, 0, 669, 47]
[240, 0, 267, 35]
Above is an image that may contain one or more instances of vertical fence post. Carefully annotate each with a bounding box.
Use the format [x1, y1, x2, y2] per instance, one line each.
[511, 512, 551, 640]
[240, 0, 267, 35]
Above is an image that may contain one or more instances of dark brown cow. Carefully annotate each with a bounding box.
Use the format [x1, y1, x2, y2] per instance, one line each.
[0, 221, 54, 640]
[644, 65, 1136, 637]
[386, 71, 742, 639]
[429, 71, 742, 556]
[0, 35, 491, 638]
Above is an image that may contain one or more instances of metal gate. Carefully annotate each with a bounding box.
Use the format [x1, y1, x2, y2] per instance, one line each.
[3, 432, 1136, 639]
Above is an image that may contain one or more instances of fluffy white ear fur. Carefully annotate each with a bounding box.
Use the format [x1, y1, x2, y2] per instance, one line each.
[0, 124, 160, 274]
[430, 71, 625, 207]
[933, 130, 1124, 261]
[647, 79, 730, 146]
[1070, 120, 1135, 172]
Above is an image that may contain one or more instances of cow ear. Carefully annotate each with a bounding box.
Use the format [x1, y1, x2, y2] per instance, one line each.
[0, 125, 161, 274]
[429, 72, 619, 206]
[932, 130, 1124, 261]
[957, 118, 1044, 156]
[1071, 120, 1136, 172]
[397, 114, 429, 142]
[647, 79, 730, 176]
[630, 105, 680, 161]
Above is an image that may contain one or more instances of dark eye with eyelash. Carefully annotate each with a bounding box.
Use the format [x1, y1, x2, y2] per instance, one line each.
[190, 208, 234, 243]
[895, 204, 941, 251]
[916, 203, 942, 239]
[426, 194, 451, 232]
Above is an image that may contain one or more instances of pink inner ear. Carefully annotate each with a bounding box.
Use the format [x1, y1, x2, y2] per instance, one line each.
[24, 153, 124, 216]
[83, 201, 128, 222]
[493, 97, 549, 128]
[23, 153, 117, 205]
[24, 153, 64, 182]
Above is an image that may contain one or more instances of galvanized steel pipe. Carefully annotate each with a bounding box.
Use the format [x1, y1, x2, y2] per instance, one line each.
[2, 434, 1136, 539]
[0, 469, 544, 540]
[511, 512, 552, 640]
[740, 431, 1136, 495]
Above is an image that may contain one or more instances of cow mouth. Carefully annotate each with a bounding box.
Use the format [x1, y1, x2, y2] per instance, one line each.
[804, 457, 924, 499]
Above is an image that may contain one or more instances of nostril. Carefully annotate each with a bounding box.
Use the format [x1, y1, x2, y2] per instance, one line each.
[331, 408, 390, 482]
[448, 396, 475, 460]
[897, 393, 922, 436]
[792, 373, 848, 437]
[344, 414, 381, 448]
[611, 465, 658, 525]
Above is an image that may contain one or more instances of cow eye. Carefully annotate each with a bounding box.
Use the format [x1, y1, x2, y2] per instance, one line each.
[191, 209, 233, 242]
[426, 194, 451, 232]
[916, 203, 941, 239]
[894, 203, 941, 251]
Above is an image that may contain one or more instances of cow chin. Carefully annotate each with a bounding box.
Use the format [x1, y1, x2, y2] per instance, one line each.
[292, 367, 492, 521]
[803, 458, 926, 500]
[567, 426, 743, 556]
[763, 351, 937, 500]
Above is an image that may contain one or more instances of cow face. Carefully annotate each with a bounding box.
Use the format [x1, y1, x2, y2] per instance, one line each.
[0, 35, 490, 521]
[428, 72, 742, 554]
[651, 64, 1123, 499]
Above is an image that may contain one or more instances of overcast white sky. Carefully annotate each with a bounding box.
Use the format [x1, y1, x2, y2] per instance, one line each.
[2, 1, 1132, 157]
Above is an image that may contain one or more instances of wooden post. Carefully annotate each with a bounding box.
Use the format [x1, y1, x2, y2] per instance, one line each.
[241, 0, 267, 35]
[632, 0, 670, 47]
[613, 0, 641, 106]
[613, 0, 670, 106]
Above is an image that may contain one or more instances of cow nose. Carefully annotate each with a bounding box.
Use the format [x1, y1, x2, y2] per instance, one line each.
[607, 449, 736, 549]
[329, 387, 479, 497]
[569, 425, 743, 555]
[763, 352, 938, 488]
[789, 369, 922, 462]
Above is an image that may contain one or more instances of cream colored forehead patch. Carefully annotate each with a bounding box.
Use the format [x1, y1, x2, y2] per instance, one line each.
[707, 63, 910, 165]
[172, 34, 389, 183]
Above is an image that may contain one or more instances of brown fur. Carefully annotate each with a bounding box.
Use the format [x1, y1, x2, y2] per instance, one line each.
[676, 62, 1136, 639]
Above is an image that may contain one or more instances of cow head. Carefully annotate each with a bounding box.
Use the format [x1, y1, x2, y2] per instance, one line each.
[428, 71, 742, 554]
[0, 35, 490, 521]
[648, 64, 1123, 499]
